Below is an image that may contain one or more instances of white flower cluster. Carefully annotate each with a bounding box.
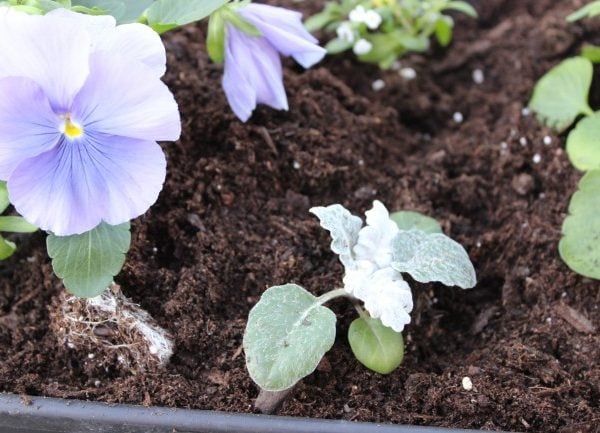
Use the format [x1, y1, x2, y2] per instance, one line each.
[336, 5, 382, 56]
[343, 201, 413, 332]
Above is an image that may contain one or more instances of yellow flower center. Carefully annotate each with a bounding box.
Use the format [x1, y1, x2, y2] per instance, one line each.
[60, 115, 84, 139]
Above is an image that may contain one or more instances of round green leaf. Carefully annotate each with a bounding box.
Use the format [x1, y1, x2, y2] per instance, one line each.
[348, 316, 404, 375]
[560, 170, 600, 279]
[529, 57, 593, 132]
[566, 112, 600, 171]
[243, 284, 336, 391]
[390, 211, 442, 234]
[47, 222, 131, 298]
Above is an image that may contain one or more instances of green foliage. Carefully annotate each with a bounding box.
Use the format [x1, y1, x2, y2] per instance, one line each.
[146, 0, 229, 33]
[581, 44, 600, 63]
[566, 112, 600, 171]
[348, 315, 404, 374]
[559, 170, 600, 279]
[243, 284, 337, 391]
[567, 0, 600, 22]
[390, 210, 442, 234]
[306, 0, 477, 68]
[47, 222, 131, 298]
[0, 182, 37, 260]
[391, 230, 476, 288]
[529, 57, 593, 132]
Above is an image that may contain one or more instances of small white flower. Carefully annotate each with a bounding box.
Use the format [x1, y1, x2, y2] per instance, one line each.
[353, 38, 373, 55]
[364, 10, 382, 29]
[349, 5, 368, 23]
[336, 22, 355, 43]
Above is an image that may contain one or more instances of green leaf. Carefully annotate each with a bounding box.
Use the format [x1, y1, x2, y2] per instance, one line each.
[445, 1, 478, 18]
[567, 0, 600, 22]
[243, 284, 337, 391]
[529, 57, 594, 132]
[0, 236, 16, 261]
[390, 211, 442, 234]
[325, 37, 352, 54]
[71, 0, 125, 19]
[434, 16, 453, 47]
[207, 11, 226, 63]
[146, 0, 229, 33]
[560, 170, 600, 279]
[391, 230, 476, 288]
[47, 222, 131, 298]
[0, 216, 37, 233]
[304, 10, 333, 32]
[581, 44, 600, 64]
[310, 204, 362, 268]
[348, 316, 404, 374]
[566, 111, 600, 171]
[0, 182, 10, 214]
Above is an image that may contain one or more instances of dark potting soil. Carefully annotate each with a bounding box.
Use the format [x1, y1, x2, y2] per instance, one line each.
[0, 0, 598, 431]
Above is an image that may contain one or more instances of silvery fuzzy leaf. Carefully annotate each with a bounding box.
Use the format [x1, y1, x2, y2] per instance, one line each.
[310, 204, 362, 268]
[391, 230, 476, 289]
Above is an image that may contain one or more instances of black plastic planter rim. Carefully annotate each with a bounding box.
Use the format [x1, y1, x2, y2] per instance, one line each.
[0, 393, 512, 433]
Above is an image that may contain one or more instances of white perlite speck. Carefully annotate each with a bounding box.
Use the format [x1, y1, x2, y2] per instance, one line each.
[532, 153, 541, 164]
[519, 137, 528, 146]
[372, 79, 385, 91]
[543, 136, 552, 146]
[453, 112, 464, 123]
[521, 107, 530, 116]
[399, 67, 417, 80]
[472, 69, 484, 84]
[293, 161, 301, 170]
[462, 376, 473, 391]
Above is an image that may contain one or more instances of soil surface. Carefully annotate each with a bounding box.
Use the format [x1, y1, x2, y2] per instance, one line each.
[1, 0, 599, 432]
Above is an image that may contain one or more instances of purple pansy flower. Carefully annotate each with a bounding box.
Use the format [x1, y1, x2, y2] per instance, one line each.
[223, 3, 326, 122]
[0, 8, 180, 236]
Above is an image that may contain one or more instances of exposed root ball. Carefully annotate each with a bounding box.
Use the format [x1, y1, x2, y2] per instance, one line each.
[49, 284, 174, 373]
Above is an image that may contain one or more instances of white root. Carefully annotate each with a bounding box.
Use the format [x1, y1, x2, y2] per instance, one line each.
[50, 283, 174, 373]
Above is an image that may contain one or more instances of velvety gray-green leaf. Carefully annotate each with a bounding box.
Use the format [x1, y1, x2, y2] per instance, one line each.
[348, 316, 404, 374]
[391, 230, 476, 288]
[310, 204, 362, 267]
[566, 111, 600, 171]
[390, 211, 442, 234]
[47, 222, 131, 298]
[243, 284, 336, 391]
[560, 170, 600, 279]
[529, 57, 594, 132]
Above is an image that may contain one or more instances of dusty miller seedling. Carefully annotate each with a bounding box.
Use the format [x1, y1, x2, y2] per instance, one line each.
[529, 4, 600, 280]
[305, 0, 477, 68]
[243, 200, 476, 393]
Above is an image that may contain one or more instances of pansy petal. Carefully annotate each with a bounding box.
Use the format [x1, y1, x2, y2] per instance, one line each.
[0, 8, 91, 112]
[100, 24, 167, 77]
[72, 51, 180, 141]
[8, 133, 166, 236]
[224, 25, 288, 121]
[0, 77, 60, 179]
[240, 3, 326, 68]
[223, 27, 257, 122]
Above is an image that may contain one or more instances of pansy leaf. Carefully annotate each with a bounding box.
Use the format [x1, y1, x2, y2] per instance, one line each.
[71, 0, 125, 19]
[243, 284, 336, 391]
[0, 236, 16, 261]
[146, 0, 229, 33]
[559, 170, 600, 279]
[47, 222, 131, 298]
[391, 230, 476, 288]
[310, 204, 362, 268]
[529, 57, 594, 132]
[390, 211, 442, 234]
[566, 111, 600, 171]
[348, 316, 404, 374]
[0, 216, 37, 233]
